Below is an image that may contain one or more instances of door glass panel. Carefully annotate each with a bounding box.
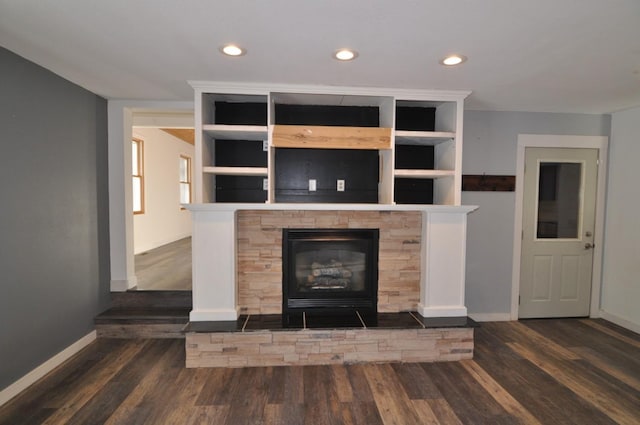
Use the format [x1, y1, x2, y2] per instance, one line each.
[537, 162, 582, 238]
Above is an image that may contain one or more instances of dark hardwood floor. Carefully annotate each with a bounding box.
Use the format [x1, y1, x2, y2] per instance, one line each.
[1, 318, 638, 424]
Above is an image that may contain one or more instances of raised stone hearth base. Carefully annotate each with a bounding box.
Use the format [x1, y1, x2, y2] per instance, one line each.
[185, 320, 474, 368]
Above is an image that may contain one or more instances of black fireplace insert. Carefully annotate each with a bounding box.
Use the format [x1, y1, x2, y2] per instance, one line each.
[282, 228, 379, 315]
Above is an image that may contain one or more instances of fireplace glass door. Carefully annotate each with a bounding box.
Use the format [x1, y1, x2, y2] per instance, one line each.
[282, 229, 379, 314]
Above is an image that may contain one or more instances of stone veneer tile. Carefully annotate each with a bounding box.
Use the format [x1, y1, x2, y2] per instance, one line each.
[185, 328, 473, 368]
[237, 210, 422, 315]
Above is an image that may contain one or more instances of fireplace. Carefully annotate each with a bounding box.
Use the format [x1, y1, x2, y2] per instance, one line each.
[282, 228, 379, 316]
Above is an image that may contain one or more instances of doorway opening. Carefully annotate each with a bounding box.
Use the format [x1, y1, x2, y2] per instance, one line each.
[131, 111, 195, 291]
[512, 135, 608, 319]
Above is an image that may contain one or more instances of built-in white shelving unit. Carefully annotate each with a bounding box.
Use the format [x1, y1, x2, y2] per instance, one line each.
[191, 82, 469, 205]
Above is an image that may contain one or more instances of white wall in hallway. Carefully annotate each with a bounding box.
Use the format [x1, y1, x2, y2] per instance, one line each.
[133, 127, 194, 254]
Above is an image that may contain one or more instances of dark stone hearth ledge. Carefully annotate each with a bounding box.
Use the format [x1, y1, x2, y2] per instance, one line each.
[184, 312, 478, 333]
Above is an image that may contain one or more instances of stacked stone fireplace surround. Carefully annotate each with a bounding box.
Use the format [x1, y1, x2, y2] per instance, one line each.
[237, 210, 421, 315]
[185, 209, 474, 368]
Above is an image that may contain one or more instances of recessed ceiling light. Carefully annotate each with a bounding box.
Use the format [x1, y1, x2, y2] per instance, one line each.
[440, 54, 467, 66]
[334, 48, 358, 61]
[220, 44, 246, 57]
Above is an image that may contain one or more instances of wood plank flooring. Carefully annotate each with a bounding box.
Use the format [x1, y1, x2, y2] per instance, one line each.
[135, 237, 191, 291]
[1, 318, 638, 424]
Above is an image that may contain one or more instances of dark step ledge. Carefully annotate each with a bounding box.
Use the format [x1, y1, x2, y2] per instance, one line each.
[95, 308, 190, 325]
[109, 290, 192, 310]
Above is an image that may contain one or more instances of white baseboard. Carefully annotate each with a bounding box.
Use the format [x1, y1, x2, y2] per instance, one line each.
[0, 330, 97, 407]
[189, 308, 238, 322]
[468, 313, 512, 322]
[110, 279, 129, 292]
[111, 275, 137, 292]
[417, 305, 467, 318]
[599, 310, 640, 334]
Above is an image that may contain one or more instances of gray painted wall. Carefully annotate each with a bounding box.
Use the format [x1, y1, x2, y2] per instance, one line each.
[462, 110, 611, 317]
[601, 106, 640, 329]
[0, 47, 110, 390]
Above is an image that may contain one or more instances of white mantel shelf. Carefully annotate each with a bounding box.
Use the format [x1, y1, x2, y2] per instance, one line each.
[187, 204, 478, 322]
[185, 203, 478, 213]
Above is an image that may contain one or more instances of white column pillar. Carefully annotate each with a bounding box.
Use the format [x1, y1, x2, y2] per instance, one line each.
[189, 208, 238, 321]
[418, 210, 470, 317]
[107, 103, 137, 291]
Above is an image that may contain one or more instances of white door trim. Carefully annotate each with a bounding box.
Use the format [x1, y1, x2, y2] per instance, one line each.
[107, 100, 194, 291]
[511, 135, 608, 320]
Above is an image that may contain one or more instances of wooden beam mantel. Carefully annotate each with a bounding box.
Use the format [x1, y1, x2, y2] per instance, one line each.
[272, 125, 392, 150]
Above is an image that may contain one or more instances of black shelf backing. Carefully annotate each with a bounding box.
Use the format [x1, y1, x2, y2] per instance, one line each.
[395, 144, 434, 170]
[214, 101, 267, 126]
[275, 104, 379, 127]
[275, 148, 378, 203]
[395, 106, 436, 131]
[394, 178, 434, 204]
[214, 139, 267, 168]
[215, 175, 267, 203]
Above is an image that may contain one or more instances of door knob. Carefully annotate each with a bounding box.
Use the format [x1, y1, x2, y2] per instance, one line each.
[585, 242, 594, 250]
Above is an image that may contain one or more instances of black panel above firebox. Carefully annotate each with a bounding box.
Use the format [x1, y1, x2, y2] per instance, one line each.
[275, 148, 379, 203]
[282, 229, 379, 316]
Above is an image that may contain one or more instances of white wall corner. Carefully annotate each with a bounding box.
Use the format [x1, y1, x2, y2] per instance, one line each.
[599, 310, 640, 334]
[110, 276, 137, 292]
[0, 331, 97, 407]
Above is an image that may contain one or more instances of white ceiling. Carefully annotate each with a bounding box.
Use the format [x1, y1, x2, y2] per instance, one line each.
[1, 0, 639, 113]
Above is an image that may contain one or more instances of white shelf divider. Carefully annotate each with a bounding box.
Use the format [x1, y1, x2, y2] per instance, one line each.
[203, 124, 268, 140]
[394, 169, 455, 178]
[394, 130, 455, 145]
[203, 166, 268, 176]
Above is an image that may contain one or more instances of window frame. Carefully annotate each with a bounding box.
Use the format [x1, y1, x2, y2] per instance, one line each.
[132, 138, 145, 215]
[179, 154, 192, 209]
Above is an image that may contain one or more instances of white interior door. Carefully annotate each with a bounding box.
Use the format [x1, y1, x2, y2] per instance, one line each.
[519, 147, 598, 318]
